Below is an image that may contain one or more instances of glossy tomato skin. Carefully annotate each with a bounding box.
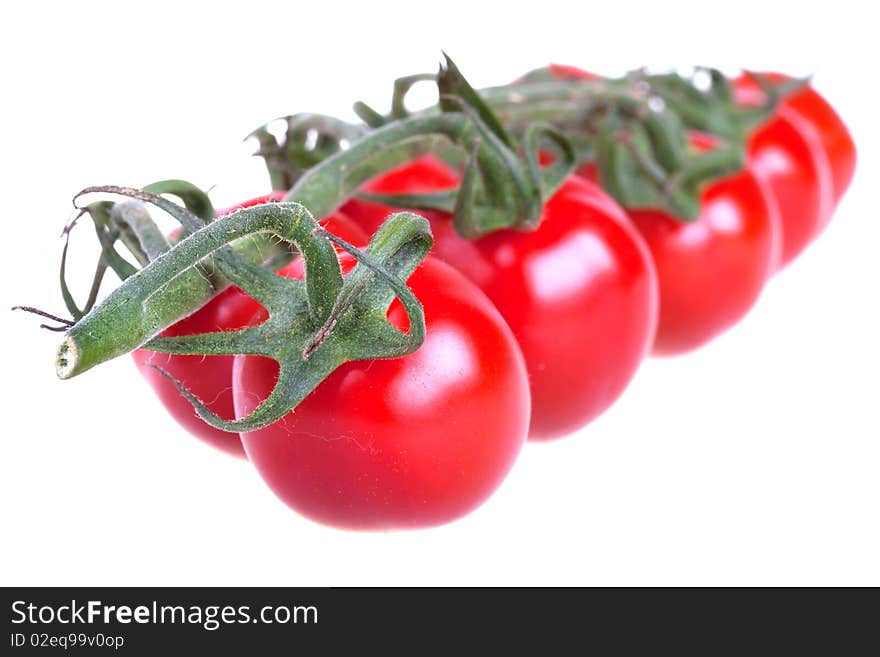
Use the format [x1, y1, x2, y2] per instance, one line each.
[732, 77, 834, 268]
[234, 256, 530, 530]
[131, 286, 260, 457]
[743, 112, 832, 268]
[341, 154, 459, 236]
[132, 196, 366, 458]
[735, 73, 856, 204]
[626, 170, 779, 355]
[429, 177, 658, 440]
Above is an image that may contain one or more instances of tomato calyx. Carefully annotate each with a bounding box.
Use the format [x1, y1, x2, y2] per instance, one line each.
[638, 68, 809, 142]
[56, 184, 434, 433]
[149, 212, 433, 433]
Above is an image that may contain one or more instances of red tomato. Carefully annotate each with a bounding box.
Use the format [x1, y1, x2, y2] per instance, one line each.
[624, 169, 779, 355]
[735, 73, 856, 205]
[132, 195, 367, 458]
[349, 160, 658, 440]
[427, 177, 657, 440]
[132, 284, 262, 457]
[578, 132, 781, 354]
[733, 79, 834, 267]
[341, 154, 460, 235]
[233, 255, 530, 530]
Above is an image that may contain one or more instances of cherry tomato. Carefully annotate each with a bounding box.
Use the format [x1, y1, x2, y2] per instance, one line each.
[577, 129, 782, 355]
[348, 159, 658, 440]
[427, 177, 657, 440]
[233, 255, 530, 530]
[735, 73, 856, 205]
[624, 167, 779, 355]
[732, 79, 834, 267]
[132, 194, 367, 458]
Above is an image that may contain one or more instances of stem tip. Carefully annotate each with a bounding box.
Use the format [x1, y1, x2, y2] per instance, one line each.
[56, 336, 78, 380]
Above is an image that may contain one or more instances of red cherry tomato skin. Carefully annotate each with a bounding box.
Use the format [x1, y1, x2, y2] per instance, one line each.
[131, 286, 259, 457]
[234, 256, 530, 530]
[742, 112, 832, 268]
[732, 77, 834, 267]
[132, 197, 366, 458]
[429, 177, 658, 440]
[626, 171, 779, 355]
[735, 73, 856, 204]
[340, 154, 459, 235]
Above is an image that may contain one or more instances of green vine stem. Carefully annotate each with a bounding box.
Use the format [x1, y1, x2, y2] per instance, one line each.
[351, 76, 744, 221]
[263, 61, 796, 222]
[367, 66, 794, 142]
[256, 61, 688, 219]
[286, 109, 573, 236]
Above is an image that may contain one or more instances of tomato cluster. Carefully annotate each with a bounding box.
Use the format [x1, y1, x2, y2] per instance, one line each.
[107, 64, 853, 530]
[551, 65, 855, 354]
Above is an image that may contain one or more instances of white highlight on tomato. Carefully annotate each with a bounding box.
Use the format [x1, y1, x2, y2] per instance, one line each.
[526, 231, 615, 301]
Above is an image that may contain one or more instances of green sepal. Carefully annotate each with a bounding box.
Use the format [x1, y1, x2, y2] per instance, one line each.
[355, 121, 576, 232]
[641, 110, 687, 173]
[592, 101, 746, 222]
[595, 116, 666, 210]
[145, 211, 432, 433]
[438, 53, 515, 150]
[640, 68, 808, 142]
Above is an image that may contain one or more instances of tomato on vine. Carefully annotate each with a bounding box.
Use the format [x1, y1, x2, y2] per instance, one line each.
[347, 162, 658, 439]
[234, 254, 530, 529]
[27, 54, 855, 532]
[624, 166, 779, 355]
[132, 194, 367, 457]
[577, 131, 778, 355]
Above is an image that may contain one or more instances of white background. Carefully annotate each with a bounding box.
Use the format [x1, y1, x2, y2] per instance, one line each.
[1, 1, 877, 586]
